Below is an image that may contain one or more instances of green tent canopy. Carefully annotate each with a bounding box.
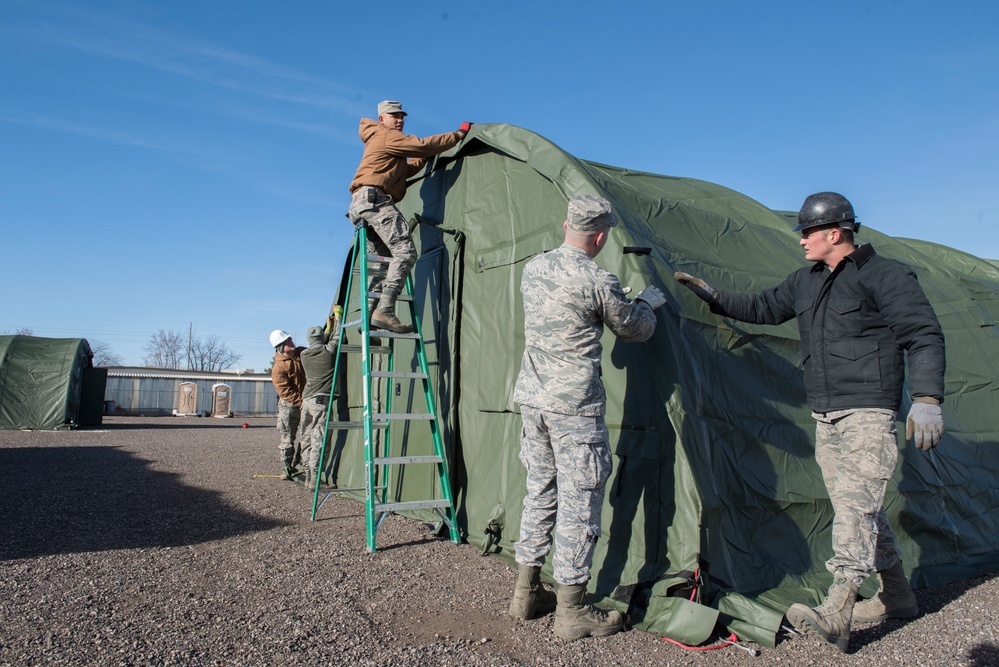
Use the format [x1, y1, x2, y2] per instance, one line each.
[324, 124, 999, 646]
[0, 335, 99, 430]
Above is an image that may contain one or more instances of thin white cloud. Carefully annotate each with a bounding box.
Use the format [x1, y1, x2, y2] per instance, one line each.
[0, 112, 183, 154]
[0, 112, 345, 207]
[218, 105, 358, 146]
[3, 1, 369, 117]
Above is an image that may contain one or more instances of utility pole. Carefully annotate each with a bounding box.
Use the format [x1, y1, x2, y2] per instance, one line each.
[187, 321, 193, 370]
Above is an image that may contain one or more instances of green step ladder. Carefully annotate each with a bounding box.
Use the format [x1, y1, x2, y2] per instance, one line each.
[309, 224, 460, 553]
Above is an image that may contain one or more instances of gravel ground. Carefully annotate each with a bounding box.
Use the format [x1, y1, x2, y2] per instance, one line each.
[1, 416, 997, 666]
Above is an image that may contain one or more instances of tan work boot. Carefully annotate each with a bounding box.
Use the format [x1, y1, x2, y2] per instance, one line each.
[370, 288, 414, 334]
[786, 575, 859, 652]
[553, 583, 623, 641]
[853, 561, 919, 623]
[370, 309, 413, 334]
[508, 564, 557, 620]
[306, 468, 318, 491]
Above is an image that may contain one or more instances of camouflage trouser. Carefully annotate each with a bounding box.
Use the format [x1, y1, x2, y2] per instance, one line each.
[348, 187, 416, 298]
[276, 399, 303, 466]
[514, 406, 612, 586]
[813, 408, 901, 585]
[300, 396, 329, 472]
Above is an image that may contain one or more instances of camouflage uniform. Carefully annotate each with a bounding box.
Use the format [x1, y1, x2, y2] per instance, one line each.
[347, 187, 415, 298]
[276, 399, 302, 463]
[514, 228, 657, 585]
[814, 408, 901, 585]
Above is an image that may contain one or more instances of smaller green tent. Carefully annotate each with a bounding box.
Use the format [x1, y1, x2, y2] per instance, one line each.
[0, 335, 100, 430]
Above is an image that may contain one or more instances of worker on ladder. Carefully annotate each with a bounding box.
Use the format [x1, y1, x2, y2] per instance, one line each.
[299, 308, 343, 491]
[347, 100, 472, 333]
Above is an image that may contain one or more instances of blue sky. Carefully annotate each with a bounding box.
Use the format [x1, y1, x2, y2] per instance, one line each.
[1, 0, 996, 370]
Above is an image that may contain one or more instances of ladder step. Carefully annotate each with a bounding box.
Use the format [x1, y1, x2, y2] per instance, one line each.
[325, 420, 388, 430]
[373, 412, 435, 421]
[375, 499, 452, 513]
[370, 330, 420, 340]
[346, 291, 414, 302]
[341, 344, 390, 355]
[340, 321, 417, 335]
[370, 371, 427, 379]
[315, 485, 370, 493]
[366, 291, 414, 302]
[354, 267, 388, 278]
[373, 455, 442, 465]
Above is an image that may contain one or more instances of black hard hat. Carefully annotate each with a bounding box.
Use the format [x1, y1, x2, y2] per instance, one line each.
[794, 192, 860, 233]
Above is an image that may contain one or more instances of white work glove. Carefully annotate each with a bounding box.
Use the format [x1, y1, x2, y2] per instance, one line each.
[906, 398, 944, 451]
[635, 285, 667, 310]
[674, 271, 718, 304]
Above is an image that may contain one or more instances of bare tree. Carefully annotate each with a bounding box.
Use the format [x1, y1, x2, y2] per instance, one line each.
[189, 334, 243, 372]
[89, 339, 124, 367]
[143, 329, 185, 369]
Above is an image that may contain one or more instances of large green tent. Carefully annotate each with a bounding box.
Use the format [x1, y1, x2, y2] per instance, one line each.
[0, 335, 104, 430]
[323, 124, 999, 645]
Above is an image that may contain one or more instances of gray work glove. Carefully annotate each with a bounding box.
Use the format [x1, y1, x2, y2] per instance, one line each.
[674, 272, 718, 304]
[635, 285, 667, 310]
[906, 397, 944, 450]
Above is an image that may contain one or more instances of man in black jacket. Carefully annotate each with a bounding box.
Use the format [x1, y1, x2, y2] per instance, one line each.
[674, 192, 945, 652]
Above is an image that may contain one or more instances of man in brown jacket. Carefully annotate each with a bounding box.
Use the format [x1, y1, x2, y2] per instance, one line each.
[269, 329, 306, 480]
[347, 100, 471, 333]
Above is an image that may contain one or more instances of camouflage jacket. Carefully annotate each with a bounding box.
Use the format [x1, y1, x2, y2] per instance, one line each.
[514, 244, 657, 416]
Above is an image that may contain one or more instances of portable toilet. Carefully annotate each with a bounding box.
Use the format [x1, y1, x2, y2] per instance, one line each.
[212, 383, 232, 417]
[174, 382, 198, 416]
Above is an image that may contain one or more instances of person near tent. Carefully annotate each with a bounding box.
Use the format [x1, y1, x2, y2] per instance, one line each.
[674, 191, 945, 652]
[299, 308, 342, 491]
[347, 100, 472, 334]
[269, 329, 307, 480]
[510, 195, 667, 641]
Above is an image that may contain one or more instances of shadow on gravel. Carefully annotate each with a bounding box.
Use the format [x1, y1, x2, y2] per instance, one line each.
[0, 446, 286, 561]
[968, 642, 999, 666]
[375, 536, 443, 552]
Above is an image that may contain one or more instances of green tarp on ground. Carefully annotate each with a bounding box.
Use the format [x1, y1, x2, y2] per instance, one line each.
[0, 336, 94, 430]
[323, 124, 999, 646]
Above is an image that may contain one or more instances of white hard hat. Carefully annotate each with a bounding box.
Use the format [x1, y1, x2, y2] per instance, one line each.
[269, 329, 292, 348]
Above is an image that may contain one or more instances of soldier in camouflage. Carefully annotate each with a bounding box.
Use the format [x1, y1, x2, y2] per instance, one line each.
[509, 195, 667, 641]
[675, 192, 945, 652]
